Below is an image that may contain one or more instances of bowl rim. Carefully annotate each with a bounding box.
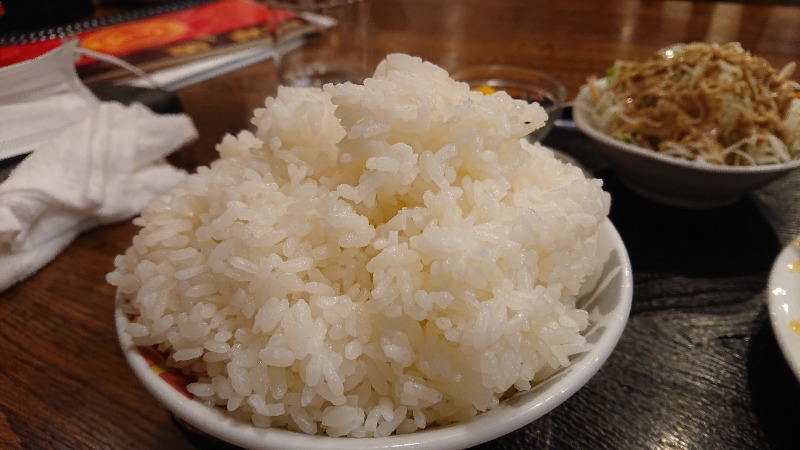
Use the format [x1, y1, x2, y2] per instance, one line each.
[115, 219, 633, 450]
[767, 237, 800, 383]
[573, 81, 800, 175]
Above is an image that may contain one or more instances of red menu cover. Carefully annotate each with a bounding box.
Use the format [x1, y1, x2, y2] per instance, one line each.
[0, 0, 300, 82]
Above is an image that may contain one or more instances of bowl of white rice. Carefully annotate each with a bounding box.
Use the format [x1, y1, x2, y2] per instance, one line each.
[110, 54, 633, 449]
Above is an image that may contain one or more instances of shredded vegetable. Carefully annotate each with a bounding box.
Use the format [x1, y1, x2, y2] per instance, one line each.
[584, 42, 800, 166]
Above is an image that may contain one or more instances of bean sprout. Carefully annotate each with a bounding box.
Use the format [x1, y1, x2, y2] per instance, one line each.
[585, 42, 800, 166]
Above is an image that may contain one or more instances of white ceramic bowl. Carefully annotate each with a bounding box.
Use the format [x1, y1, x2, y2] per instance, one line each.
[115, 219, 632, 450]
[573, 82, 800, 208]
[767, 237, 800, 383]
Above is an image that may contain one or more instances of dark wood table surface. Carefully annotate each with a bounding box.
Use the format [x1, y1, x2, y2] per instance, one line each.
[3, 1, 800, 448]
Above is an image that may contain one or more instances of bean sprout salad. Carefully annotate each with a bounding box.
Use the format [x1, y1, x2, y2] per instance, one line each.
[583, 42, 800, 166]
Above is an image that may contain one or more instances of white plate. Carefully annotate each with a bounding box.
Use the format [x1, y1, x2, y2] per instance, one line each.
[768, 237, 800, 382]
[116, 219, 633, 450]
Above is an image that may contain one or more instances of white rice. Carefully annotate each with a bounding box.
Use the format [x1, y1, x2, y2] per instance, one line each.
[108, 54, 611, 437]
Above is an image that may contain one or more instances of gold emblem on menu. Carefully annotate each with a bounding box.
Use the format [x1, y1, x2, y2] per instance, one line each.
[167, 41, 212, 57]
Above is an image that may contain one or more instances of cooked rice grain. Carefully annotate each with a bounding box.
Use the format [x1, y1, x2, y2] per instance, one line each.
[109, 54, 610, 437]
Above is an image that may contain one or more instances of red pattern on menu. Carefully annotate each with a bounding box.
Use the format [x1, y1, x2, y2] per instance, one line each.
[0, 0, 295, 79]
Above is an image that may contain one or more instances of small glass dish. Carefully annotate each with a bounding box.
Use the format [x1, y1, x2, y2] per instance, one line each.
[451, 65, 568, 142]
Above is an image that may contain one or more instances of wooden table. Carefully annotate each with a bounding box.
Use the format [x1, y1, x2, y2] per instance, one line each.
[2, 1, 800, 448]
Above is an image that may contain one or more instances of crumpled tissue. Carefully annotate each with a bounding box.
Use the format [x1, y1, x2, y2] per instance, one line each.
[0, 43, 198, 291]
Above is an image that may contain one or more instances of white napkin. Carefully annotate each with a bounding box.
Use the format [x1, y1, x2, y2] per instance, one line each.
[0, 101, 196, 291]
[0, 42, 198, 293]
